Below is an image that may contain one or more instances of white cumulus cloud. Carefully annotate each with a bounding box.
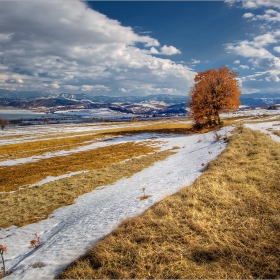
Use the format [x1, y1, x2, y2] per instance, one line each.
[160, 45, 181, 55]
[0, 0, 195, 96]
[148, 45, 181, 56]
[243, 12, 254, 18]
[226, 41, 274, 59]
[191, 59, 201, 64]
[224, 0, 280, 94]
[225, 0, 280, 9]
[273, 46, 280, 52]
[253, 33, 277, 47]
[254, 9, 280, 22]
[239, 65, 250, 69]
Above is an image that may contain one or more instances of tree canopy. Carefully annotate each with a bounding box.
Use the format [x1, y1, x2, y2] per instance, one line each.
[188, 66, 241, 127]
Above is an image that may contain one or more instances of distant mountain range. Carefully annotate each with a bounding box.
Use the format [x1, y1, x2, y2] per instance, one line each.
[59, 93, 189, 104]
[0, 89, 280, 110]
[239, 93, 280, 107]
[0, 89, 188, 103]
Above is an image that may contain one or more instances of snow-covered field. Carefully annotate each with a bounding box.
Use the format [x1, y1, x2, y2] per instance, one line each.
[0, 109, 280, 280]
[220, 106, 280, 118]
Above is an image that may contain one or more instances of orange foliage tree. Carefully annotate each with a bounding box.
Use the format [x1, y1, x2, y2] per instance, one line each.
[188, 66, 241, 127]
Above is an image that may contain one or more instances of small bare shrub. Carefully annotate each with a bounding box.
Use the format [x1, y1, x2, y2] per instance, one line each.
[139, 188, 151, 200]
[213, 130, 222, 142]
[0, 244, 7, 277]
[172, 146, 180, 150]
[32, 262, 45, 268]
[30, 233, 42, 249]
[236, 123, 244, 133]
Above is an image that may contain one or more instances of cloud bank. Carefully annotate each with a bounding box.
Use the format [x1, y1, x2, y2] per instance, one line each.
[0, 1, 195, 96]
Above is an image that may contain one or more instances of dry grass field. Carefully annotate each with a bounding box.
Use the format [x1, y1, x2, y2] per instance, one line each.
[0, 133, 106, 162]
[0, 121, 192, 162]
[0, 120, 189, 163]
[0, 148, 174, 228]
[0, 141, 158, 192]
[57, 127, 280, 279]
[0, 120, 194, 228]
[1, 116, 280, 279]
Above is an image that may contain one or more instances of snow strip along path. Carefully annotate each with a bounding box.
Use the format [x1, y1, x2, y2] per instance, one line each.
[245, 121, 280, 143]
[2, 127, 232, 280]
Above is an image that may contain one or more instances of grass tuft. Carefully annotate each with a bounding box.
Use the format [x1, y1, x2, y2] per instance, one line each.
[273, 130, 280, 137]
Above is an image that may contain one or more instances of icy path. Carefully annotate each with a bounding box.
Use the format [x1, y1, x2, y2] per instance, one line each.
[1, 128, 231, 280]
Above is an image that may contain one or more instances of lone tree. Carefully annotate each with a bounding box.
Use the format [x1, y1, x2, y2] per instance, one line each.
[0, 118, 9, 130]
[188, 66, 241, 127]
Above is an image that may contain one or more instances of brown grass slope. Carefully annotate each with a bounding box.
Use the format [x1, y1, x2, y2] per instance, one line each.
[57, 127, 280, 279]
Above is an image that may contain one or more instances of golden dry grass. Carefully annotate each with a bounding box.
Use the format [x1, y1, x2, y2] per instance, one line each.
[0, 134, 25, 140]
[0, 121, 194, 228]
[273, 130, 280, 137]
[0, 133, 106, 162]
[0, 149, 174, 228]
[0, 122, 192, 162]
[57, 127, 280, 279]
[0, 141, 159, 192]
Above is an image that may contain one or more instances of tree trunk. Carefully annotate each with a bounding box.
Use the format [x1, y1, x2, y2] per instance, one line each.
[218, 114, 221, 126]
[1, 251, 5, 276]
[214, 111, 221, 126]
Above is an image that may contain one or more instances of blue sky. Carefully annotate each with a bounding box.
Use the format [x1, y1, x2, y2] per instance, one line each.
[0, 0, 280, 97]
